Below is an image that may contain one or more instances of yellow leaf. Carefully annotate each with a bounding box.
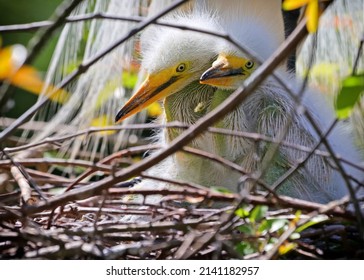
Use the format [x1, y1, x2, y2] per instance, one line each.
[90, 115, 115, 135]
[306, 0, 319, 33]
[0, 45, 69, 104]
[278, 242, 297, 255]
[10, 66, 70, 104]
[0, 47, 14, 79]
[147, 102, 162, 117]
[282, 0, 310, 10]
[310, 63, 340, 79]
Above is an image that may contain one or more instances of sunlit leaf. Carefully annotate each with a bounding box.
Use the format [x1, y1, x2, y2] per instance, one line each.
[290, 233, 301, 239]
[237, 224, 254, 235]
[90, 114, 115, 135]
[335, 74, 364, 119]
[122, 71, 138, 90]
[278, 242, 297, 255]
[0, 45, 70, 104]
[310, 62, 340, 80]
[259, 219, 288, 234]
[250, 205, 268, 223]
[147, 102, 162, 117]
[294, 210, 302, 222]
[0, 50, 12, 79]
[296, 215, 328, 233]
[282, 0, 320, 33]
[306, 0, 319, 33]
[235, 241, 256, 255]
[1, 44, 27, 77]
[94, 79, 121, 110]
[11, 66, 69, 104]
[210, 186, 233, 194]
[94, 71, 138, 111]
[235, 207, 249, 218]
[282, 0, 310, 10]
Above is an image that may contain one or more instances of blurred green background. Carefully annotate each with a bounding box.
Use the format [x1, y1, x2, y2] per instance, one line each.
[0, 0, 62, 118]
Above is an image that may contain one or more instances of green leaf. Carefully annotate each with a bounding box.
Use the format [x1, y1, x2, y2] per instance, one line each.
[295, 215, 328, 233]
[235, 241, 256, 255]
[122, 71, 138, 89]
[290, 233, 300, 240]
[235, 207, 249, 218]
[210, 186, 233, 194]
[237, 224, 254, 235]
[259, 219, 287, 234]
[249, 205, 268, 223]
[335, 74, 364, 119]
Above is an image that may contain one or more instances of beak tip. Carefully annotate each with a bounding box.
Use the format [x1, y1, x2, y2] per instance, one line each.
[199, 70, 211, 83]
[115, 110, 125, 124]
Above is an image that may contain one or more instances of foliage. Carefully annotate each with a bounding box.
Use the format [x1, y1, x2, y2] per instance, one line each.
[335, 74, 364, 119]
[283, 0, 320, 32]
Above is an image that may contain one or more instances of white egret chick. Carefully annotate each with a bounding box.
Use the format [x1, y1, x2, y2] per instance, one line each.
[116, 12, 244, 190]
[115, 10, 361, 204]
[200, 41, 363, 203]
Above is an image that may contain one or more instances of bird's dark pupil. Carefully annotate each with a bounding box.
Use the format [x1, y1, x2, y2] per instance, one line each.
[177, 64, 185, 72]
[246, 61, 254, 69]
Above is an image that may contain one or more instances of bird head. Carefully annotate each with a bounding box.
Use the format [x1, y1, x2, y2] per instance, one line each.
[115, 14, 220, 123]
[199, 53, 256, 90]
[199, 14, 281, 90]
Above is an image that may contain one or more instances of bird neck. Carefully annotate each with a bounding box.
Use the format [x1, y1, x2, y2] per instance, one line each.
[164, 81, 215, 122]
[162, 81, 215, 142]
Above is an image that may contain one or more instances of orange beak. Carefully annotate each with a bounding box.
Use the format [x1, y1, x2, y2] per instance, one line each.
[200, 54, 251, 88]
[115, 71, 181, 123]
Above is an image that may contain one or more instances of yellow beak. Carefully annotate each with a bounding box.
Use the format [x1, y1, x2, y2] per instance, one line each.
[199, 54, 250, 88]
[115, 70, 181, 123]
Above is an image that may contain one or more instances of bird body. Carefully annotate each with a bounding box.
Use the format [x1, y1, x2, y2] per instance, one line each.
[116, 10, 362, 204]
[200, 52, 362, 203]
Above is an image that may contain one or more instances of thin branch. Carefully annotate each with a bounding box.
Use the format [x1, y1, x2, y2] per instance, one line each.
[352, 32, 364, 75]
[0, 0, 188, 143]
[0, 158, 114, 173]
[25, 0, 84, 64]
[3, 118, 362, 173]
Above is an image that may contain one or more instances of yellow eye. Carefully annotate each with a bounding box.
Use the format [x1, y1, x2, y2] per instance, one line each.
[176, 63, 186, 72]
[245, 61, 254, 69]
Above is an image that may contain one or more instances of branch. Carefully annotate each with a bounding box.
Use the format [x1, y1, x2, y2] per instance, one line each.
[0, 0, 188, 144]
[25, 0, 84, 64]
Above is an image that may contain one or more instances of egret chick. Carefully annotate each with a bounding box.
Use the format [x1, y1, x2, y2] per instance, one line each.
[116, 12, 244, 191]
[200, 46, 363, 203]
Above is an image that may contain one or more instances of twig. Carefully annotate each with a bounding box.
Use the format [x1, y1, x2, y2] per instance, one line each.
[3, 118, 362, 173]
[1, 150, 46, 204]
[64, 144, 160, 192]
[0, 0, 188, 144]
[352, 32, 364, 75]
[25, 0, 84, 64]
[0, 158, 115, 173]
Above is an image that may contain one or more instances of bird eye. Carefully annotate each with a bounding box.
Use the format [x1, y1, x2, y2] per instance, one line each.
[245, 61, 254, 69]
[176, 63, 186, 72]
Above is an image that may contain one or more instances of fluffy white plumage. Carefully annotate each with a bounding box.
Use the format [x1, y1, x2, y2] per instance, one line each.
[117, 8, 363, 209]
[202, 18, 363, 202]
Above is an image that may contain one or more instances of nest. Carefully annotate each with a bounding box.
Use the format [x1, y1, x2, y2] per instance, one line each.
[0, 169, 363, 259]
